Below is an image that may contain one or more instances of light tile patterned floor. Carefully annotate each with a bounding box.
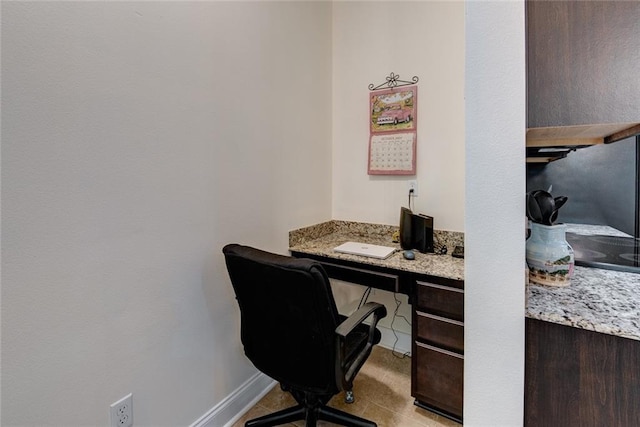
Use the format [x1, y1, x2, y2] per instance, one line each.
[233, 346, 462, 427]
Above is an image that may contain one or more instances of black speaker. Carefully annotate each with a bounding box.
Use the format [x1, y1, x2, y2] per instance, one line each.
[399, 207, 434, 253]
[399, 207, 413, 250]
[412, 214, 434, 253]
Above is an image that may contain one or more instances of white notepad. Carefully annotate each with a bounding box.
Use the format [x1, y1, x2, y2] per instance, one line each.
[333, 241, 396, 260]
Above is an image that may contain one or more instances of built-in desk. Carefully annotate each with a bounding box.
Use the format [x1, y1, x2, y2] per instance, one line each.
[289, 220, 465, 423]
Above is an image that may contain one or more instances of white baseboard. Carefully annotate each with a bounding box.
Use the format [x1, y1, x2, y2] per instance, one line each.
[377, 325, 412, 357]
[190, 371, 276, 427]
[192, 327, 410, 427]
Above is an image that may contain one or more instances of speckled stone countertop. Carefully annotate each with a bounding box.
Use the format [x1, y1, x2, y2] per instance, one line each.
[526, 266, 640, 341]
[564, 223, 632, 237]
[289, 220, 464, 281]
[292, 221, 640, 340]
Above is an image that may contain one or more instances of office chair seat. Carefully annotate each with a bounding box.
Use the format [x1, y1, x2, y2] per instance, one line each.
[223, 244, 387, 427]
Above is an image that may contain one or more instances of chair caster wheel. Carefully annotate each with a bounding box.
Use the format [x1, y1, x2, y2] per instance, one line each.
[345, 390, 354, 404]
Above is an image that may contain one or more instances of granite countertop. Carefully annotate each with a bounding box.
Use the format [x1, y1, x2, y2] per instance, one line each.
[292, 221, 639, 341]
[526, 266, 640, 341]
[526, 222, 639, 341]
[564, 223, 633, 237]
[289, 220, 464, 281]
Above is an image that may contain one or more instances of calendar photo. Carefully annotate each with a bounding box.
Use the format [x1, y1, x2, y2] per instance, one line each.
[370, 86, 417, 134]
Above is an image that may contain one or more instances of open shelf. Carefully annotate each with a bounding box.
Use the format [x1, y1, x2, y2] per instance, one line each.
[526, 122, 640, 163]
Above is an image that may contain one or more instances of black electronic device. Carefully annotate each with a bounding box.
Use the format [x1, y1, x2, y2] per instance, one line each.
[399, 207, 414, 250]
[412, 213, 434, 253]
[399, 207, 434, 253]
[452, 245, 464, 259]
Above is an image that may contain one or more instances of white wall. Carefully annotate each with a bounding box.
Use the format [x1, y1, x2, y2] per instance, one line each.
[332, 1, 465, 232]
[464, 1, 526, 426]
[328, 0, 464, 357]
[1, 2, 332, 426]
[3, 1, 529, 426]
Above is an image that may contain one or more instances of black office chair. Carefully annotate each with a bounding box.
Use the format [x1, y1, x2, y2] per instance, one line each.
[222, 244, 387, 427]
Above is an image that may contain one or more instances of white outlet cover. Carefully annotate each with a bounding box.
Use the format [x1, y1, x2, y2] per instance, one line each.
[408, 180, 418, 196]
[110, 393, 133, 427]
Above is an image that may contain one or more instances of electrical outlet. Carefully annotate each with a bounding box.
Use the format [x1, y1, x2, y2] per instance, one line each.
[408, 180, 418, 197]
[110, 393, 133, 427]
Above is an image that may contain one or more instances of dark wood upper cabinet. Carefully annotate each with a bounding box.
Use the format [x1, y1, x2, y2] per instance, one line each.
[526, 0, 640, 163]
[527, 0, 640, 127]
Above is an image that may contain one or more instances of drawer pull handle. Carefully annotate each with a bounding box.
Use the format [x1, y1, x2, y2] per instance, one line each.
[417, 281, 464, 293]
[416, 311, 464, 327]
[416, 341, 464, 359]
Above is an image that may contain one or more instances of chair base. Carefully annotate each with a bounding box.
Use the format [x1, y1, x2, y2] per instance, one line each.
[245, 403, 376, 427]
[246, 388, 375, 427]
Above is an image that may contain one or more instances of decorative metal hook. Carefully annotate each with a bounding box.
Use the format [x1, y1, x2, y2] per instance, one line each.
[369, 72, 419, 91]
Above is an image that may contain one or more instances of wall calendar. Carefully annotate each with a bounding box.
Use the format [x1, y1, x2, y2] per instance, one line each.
[368, 132, 416, 174]
[367, 74, 418, 175]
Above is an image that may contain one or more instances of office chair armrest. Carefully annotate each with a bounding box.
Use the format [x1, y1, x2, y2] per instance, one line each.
[335, 302, 387, 341]
[335, 302, 387, 390]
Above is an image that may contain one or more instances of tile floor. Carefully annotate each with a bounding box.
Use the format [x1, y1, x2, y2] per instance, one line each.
[232, 346, 462, 427]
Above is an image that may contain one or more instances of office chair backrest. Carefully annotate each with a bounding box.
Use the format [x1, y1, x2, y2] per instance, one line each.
[222, 244, 342, 394]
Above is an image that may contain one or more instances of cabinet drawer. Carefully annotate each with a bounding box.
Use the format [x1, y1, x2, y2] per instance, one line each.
[415, 281, 464, 321]
[413, 342, 464, 420]
[415, 311, 464, 353]
[319, 261, 400, 293]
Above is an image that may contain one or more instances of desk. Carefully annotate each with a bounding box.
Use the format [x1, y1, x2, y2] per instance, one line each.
[289, 220, 465, 423]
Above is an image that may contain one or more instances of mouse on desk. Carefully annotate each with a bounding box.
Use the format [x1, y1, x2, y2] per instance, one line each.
[403, 250, 415, 260]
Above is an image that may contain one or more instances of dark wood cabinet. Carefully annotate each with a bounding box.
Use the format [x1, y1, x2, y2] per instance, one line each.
[415, 311, 463, 354]
[415, 281, 464, 322]
[412, 278, 464, 423]
[527, 0, 640, 128]
[525, 0, 640, 163]
[414, 343, 463, 419]
[525, 318, 640, 426]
